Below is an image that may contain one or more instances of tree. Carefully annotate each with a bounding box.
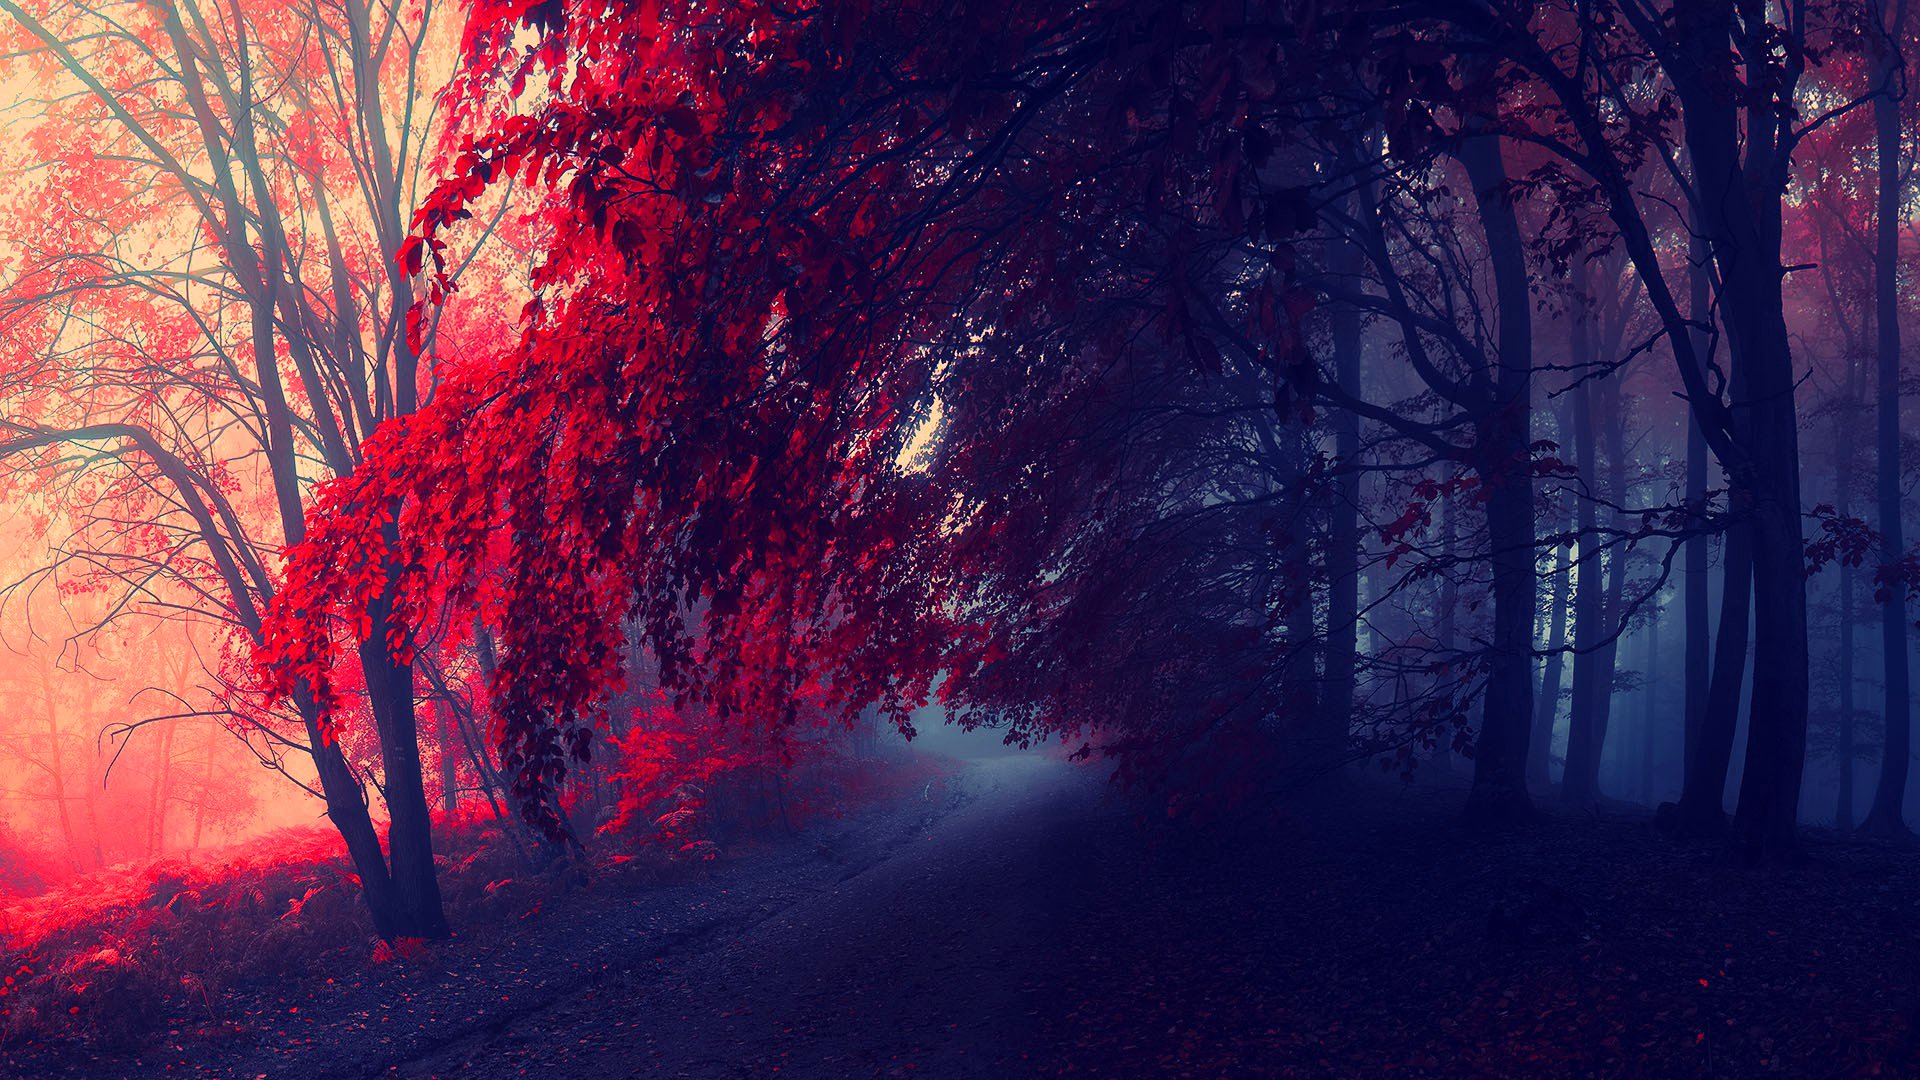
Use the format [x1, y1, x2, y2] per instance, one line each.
[1861, 0, 1913, 837]
[265, 0, 1389, 833]
[0, 0, 516, 935]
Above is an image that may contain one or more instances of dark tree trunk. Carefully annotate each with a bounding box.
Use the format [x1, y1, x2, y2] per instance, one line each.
[1530, 540, 1572, 791]
[1435, 490, 1459, 770]
[438, 701, 459, 815]
[1677, 0, 1810, 859]
[1839, 557, 1858, 830]
[358, 594, 450, 940]
[1472, 448, 1536, 822]
[1561, 265, 1632, 810]
[1863, 19, 1911, 836]
[1457, 109, 1535, 824]
[296, 686, 405, 939]
[1684, 235, 1713, 781]
[1320, 217, 1363, 747]
[1826, 265, 1866, 831]
[1561, 371, 1606, 808]
[1642, 602, 1659, 805]
[1679, 521, 1752, 834]
[1734, 476, 1811, 856]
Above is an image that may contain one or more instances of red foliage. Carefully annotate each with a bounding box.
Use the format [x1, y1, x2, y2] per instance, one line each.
[260, 0, 1311, 837]
[595, 688, 950, 856]
[0, 823, 363, 1045]
[0, 804, 540, 1048]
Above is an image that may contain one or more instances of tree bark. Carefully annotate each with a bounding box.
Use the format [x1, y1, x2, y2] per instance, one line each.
[1827, 267, 1866, 831]
[1675, 0, 1811, 859]
[1684, 234, 1713, 784]
[1320, 213, 1363, 754]
[1863, 8, 1911, 836]
[359, 581, 451, 940]
[437, 701, 459, 815]
[1529, 540, 1572, 791]
[1642, 601, 1659, 805]
[1679, 520, 1753, 834]
[1561, 370, 1607, 808]
[1435, 489, 1459, 770]
[1457, 107, 1535, 824]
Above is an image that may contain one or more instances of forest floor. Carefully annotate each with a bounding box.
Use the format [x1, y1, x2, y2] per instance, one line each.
[10, 755, 1920, 1078]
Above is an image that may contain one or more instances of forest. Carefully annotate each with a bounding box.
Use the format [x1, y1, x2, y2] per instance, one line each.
[0, 0, 1917, 1075]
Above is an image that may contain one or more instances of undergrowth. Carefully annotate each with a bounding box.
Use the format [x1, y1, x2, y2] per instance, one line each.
[0, 740, 950, 1054]
[0, 808, 534, 1049]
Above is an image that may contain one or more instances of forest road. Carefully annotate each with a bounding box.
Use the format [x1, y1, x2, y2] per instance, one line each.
[390, 753, 1193, 1080]
[70, 755, 1906, 1078]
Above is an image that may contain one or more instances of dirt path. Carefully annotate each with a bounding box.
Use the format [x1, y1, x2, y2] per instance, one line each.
[397, 754, 1110, 1079]
[26, 758, 1920, 1078]
[30, 753, 1153, 1079]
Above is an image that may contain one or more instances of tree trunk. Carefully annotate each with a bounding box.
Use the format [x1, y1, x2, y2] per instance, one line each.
[1642, 603, 1659, 805]
[1734, 481, 1811, 856]
[436, 700, 459, 815]
[1839, 557, 1858, 830]
[1435, 489, 1458, 770]
[1457, 106, 1535, 824]
[1679, 0, 1810, 859]
[1679, 521, 1752, 834]
[1684, 233, 1713, 785]
[300, 689, 404, 938]
[1530, 540, 1572, 791]
[147, 721, 177, 858]
[1831, 286, 1866, 831]
[1863, 18, 1911, 836]
[1562, 292, 1608, 807]
[190, 720, 218, 855]
[34, 659, 91, 871]
[1566, 361, 1628, 799]
[1320, 212, 1363, 756]
[359, 587, 451, 940]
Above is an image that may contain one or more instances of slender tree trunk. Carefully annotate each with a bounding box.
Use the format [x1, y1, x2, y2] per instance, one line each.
[81, 748, 105, 868]
[1435, 490, 1458, 770]
[1321, 213, 1363, 756]
[302, 691, 407, 938]
[1530, 541, 1572, 791]
[1559, 374, 1605, 803]
[1643, 605, 1659, 805]
[190, 721, 218, 855]
[1839, 558, 1858, 830]
[436, 701, 459, 815]
[147, 721, 177, 858]
[1832, 308, 1865, 831]
[1562, 301, 1607, 807]
[1684, 234, 1712, 784]
[34, 659, 96, 871]
[1567, 373, 1631, 807]
[1863, 14, 1911, 835]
